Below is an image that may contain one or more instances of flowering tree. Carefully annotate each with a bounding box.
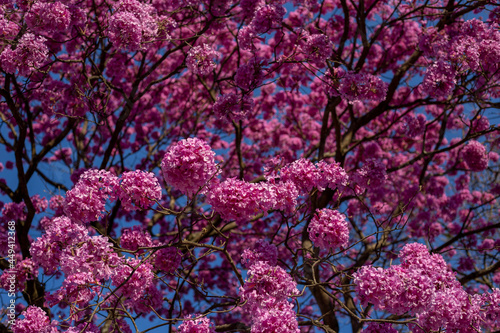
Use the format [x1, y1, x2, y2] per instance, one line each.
[0, 0, 499, 331]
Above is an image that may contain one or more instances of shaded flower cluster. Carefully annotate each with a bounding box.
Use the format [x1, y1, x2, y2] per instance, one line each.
[212, 93, 254, 122]
[187, 44, 219, 76]
[461, 140, 489, 172]
[25, 2, 71, 34]
[107, 0, 158, 51]
[0, 33, 48, 75]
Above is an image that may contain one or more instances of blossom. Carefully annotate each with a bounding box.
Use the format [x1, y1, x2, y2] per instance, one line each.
[64, 169, 119, 224]
[107, 0, 158, 51]
[178, 315, 215, 333]
[154, 247, 182, 274]
[161, 138, 218, 197]
[362, 322, 398, 333]
[402, 114, 426, 137]
[308, 209, 349, 251]
[212, 93, 254, 121]
[108, 12, 143, 51]
[120, 226, 153, 255]
[25, 2, 71, 34]
[206, 178, 271, 222]
[115, 170, 162, 211]
[13, 306, 56, 333]
[250, 301, 300, 333]
[421, 60, 457, 100]
[461, 140, 488, 171]
[0, 33, 48, 75]
[352, 158, 387, 189]
[241, 240, 278, 268]
[186, 44, 219, 76]
[339, 72, 388, 103]
[280, 158, 319, 194]
[234, 57, 267, 90]
[240, 261, 299, 311]
[303, 34, 333, 68]
[316, 160, 349, 190]
[250, 4, 286, 34]
[111, 258, 154, 301]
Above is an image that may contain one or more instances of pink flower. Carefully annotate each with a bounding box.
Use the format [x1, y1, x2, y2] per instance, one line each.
[303, 34, 333, 68]
[235, 57, 267, 90]
[352, 158, 387, 189]
[64, 169, 119, 224]
[13, 306, 56, 333]
[115, 170, 162, 211]
[362, 322, 398, 333]
[250, 300, 300, 333]
[206, 178, 271, 222]
[280, 158, 320, 194]
[308, 209, 349, 251]
[241, 240, 278, 268]
[250, 4, 286, 34]
[25, 2, 71, 34]
[240, 261, 299, 311]
[161, 138, 218, 197]
[178, 315, 215, 333]
[461, 140, 489, 171]
[339, 72, 388, 103]
[154, 247, 182, 274]
[0, 33, 48, 75]
[212, 93, 254, 121]
[186, 44, 219, 76]
[421, 60, 457, 100]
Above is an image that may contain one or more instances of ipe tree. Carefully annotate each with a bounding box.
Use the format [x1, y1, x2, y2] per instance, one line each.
[0, 0, 499, 332]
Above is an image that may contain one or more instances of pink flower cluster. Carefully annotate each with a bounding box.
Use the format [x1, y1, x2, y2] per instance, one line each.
[0, 258, 38, 292]
[240, 260, 299, 310]
[352, 158, 387, 190]
[401, 114, 426, 137]
[116, 170, 162, 211]
[13, 306, 57, 333]
[241, 240, 278, 268]
[25, 2, 71, 34]
[338, 72, 388, 104]
[461, 140, 489, 172]
[64, 169, 161, 223]
[206, 178, 269, 222]
[240, 245, 300, 333]
[186, 44, 219, 76]
[250, 4, 286, 34]
[154, 247, 182, 274]
[303, 34, 333, 68]
[280, 158, 349, 194]
[107, 0, 158, 51]
[161, 138, 218, 197]
[354, 243, 500, 332]
[308, 209, 349, 252]
[362, 322, 397, 333]
[64, 169, 118, 223]
[421, 60, 457, 100]
[120, 226, 153, 255]
[111, 258, 154, 302]
[250, 301, 300, 333]
[0, 33, 48, 76]
[178, 315, 215, 333]
[212, 93, 254, 122]
[238, 4, 286, 50]
[234, 57, 267, 91]
[30, 216, 121, 282]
